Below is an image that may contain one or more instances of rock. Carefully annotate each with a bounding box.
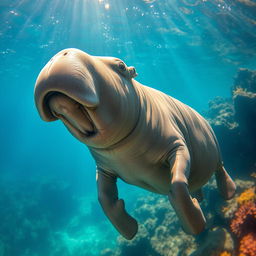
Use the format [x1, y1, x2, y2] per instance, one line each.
[189, 227, 234, 256]
[233, 68, 256, 93]
[206, 68, 256, 174]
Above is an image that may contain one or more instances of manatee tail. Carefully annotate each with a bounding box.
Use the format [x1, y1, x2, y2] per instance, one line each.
[215, 164, 236, 200]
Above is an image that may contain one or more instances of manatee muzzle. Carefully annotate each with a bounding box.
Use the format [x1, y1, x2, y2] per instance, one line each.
[34, 50, 99, 122]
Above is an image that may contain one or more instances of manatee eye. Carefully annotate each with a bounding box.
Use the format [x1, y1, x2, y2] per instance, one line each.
[118, 61, 126, 71]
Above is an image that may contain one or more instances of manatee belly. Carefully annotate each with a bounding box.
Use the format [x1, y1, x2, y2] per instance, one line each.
[105, 159, 172, 194]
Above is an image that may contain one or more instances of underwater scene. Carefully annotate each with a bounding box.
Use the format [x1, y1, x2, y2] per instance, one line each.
[0, 0, 256, 255]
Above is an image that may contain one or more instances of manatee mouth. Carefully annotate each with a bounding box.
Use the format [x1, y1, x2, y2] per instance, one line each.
[83, 128, 97, 138]
[54, 106, 97, 138]
[85, 130, 97, 137]
[79, 106, 97, 138]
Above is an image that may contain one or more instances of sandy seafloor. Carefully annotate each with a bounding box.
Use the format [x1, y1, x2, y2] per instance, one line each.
[0, 0, 256, 256]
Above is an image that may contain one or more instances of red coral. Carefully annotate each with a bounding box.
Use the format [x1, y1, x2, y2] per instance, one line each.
[230, 201, 256, 237]
[239, 233, 256, 256]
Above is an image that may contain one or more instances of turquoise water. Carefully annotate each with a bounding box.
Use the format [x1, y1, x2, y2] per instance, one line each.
[0, 1, 256, 255]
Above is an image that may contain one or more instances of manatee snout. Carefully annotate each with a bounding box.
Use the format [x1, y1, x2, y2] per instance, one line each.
[34, 48, 99, 122]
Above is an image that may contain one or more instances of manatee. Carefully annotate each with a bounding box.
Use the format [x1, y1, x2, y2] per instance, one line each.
[34, 48, 236, 240]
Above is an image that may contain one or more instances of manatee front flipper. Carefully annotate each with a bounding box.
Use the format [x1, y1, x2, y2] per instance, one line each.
[96, 168, 138, 240]
[215, 164, 236, 200]
[168, 146, 206, 235]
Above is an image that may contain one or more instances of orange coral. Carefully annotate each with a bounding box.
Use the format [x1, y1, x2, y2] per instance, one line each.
[219, 251, 232, 256]
[239, 233, 256, 256]
[230, 201, 256, 237]
[231, 196, 256, 256]
[236, 187, 256, 205]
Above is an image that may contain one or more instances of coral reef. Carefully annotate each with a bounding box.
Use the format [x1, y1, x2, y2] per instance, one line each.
[232, 68, 256, 93]
[230, 184, 256, 256]
[219, 251, 231, 256]
[103, 181, 255, 256]
[233, 69, 256, 143]
[219, 251, 232, 256]
[207, 68, 256, 175]
[190, 227, 234, 256]
[230, 200, 256, 237]
[207, 96, 237, 130]
[0, 177, 114, 256]
[239, 232, 256, 256]
[99, 193, 197, 256]
[236, 187, 256, 205]
[220, 180, 254, 220]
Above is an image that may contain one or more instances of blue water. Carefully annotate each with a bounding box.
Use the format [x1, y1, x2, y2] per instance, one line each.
[0, 0, 255, 255]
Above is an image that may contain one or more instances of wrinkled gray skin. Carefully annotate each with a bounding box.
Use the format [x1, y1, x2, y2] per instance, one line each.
[34, 48, 236, 240]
